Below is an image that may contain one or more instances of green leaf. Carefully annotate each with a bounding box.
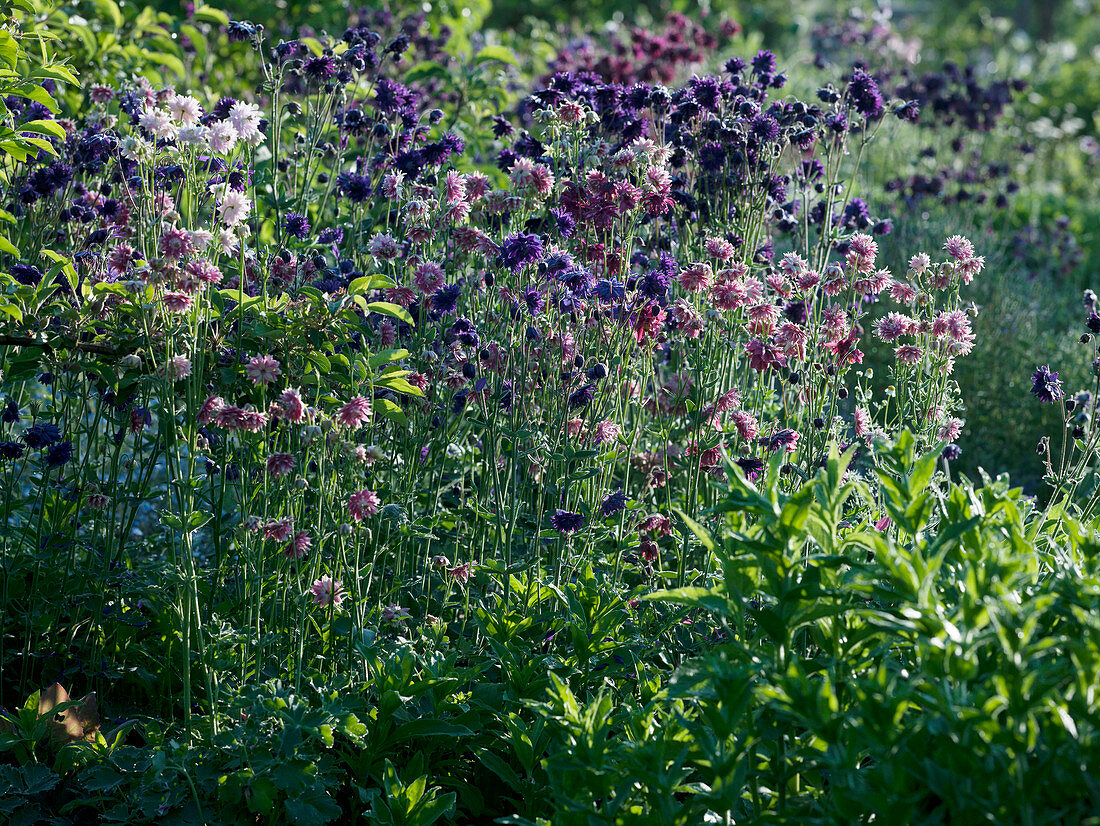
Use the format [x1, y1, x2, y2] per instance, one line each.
[405, 61, 451, 83]
[92, 0, 124, 28]
[367, 348, 408, 370]
[375, 398, 408, 427]
[0, 235, 18, 256]
[17, 118, 66, 139]
[364, 301, 414, 326]
[473, 45, 518, 67]
[192, 5, 230, 25]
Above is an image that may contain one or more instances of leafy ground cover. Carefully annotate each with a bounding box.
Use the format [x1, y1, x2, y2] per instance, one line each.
[2, 0, 1100, 823]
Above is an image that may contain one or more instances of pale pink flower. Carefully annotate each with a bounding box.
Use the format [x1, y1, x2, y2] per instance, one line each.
[246, 354, 282, 385]
[208, 120, 237, 153]
[381, 604, 409, 623]
[678, 263, 713, 292]
[218, 190, 251, 227]
[895, 344, 923, 365]
[167, 93, 202, 127]
[163, 292, 193, 313]
[311, 575, 346, 606]
[166, 354, 192, 380]
[943, 235, 974, 262]
[592, 420, 621, 445]
[854, 407, 872, 437]
[262, 517, 294, 542]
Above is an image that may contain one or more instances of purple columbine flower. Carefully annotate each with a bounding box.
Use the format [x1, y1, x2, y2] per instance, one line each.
[498, 233, 544, 272]
[1031, 365, 1064, 403]
[551, 510, 585, 534]
[848, 68, 884, 119]
[24, 422, 61, 448]
[735, 456, 764, 480]
[568, 383, 597, 409]
[45, 440, 73, 467]
[284, 212, 310, 239]
[600, 489, 627, 517]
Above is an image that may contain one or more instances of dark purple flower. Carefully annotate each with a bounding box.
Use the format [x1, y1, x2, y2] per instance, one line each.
[0, 441, 24, 459]
[45, 440, 73, 467]
[568, 383, 597, 409]
[751, 49, 777, 78]
[1087, 312, 1100, 335]
[432, 283, 462, 314]
[942, 444, 962, 461]
[735, 456, 764, 480]
[551, 509, 585, 534]
[600, 489, 627, 517]
[1, 398, 18, 424]
[284, 212, 310, 239]
[1031, 365, 1064, 403]
[498, 233, 543, 272]
[849, 68, 884, 119]
[318, 227, 343, 245]
[24, 422, 61, 448]
[750, 113, 780, 143]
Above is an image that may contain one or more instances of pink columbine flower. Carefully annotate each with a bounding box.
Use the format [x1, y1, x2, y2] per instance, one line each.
[285, 531, 311, 559]
[166, 355, 191, 381]
[159, 226, 193, 259]
[311, 575, 346, 606]
[163, 292, 193, 313]
[336, 396, 372, 429]
[895, 344, 924, 365]
[943, 235, 974, 262]
[246, 354, 282, 386]
[266, 453, 295, 477]
[381, 604, 409, 624]
[449, 563, 471, 584]
[262, 518, 294, 542]
[278, 388, 305, 423]
[348, 488, 380, 522]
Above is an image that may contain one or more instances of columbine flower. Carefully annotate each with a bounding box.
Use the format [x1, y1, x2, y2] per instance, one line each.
[278, 388, 306, 423]
[551, 509, 585, 534]
[245, 354, 281, 385]
[600, 489, 628, 517]
[285, 531, 311, 559]
[498, 233, 543, 272]
[284, 212, 310, 239]
[1030, 365, 1064, 403]
[336, 396, 371, 428]
[227, 101, 262, 140]
[218, 189, 252, 227]
[45, 440, 74, 467]
[449, 563, 471, 584]
[311, 575, 346, 606]
[767, 429, 800, 452]
[167, 94, 202, 127]
[943, 235, 975, 262]
[381, 604, 410, 624]
[163, 292, 193, 313]
[166, 355, 192, 380]
[266, 453, 295, 477]
[208, 120, 237, 154]
[348, 488, 380, 521]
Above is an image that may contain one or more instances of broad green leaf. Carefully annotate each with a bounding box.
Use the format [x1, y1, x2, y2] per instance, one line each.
[473, 45, 518, 67]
